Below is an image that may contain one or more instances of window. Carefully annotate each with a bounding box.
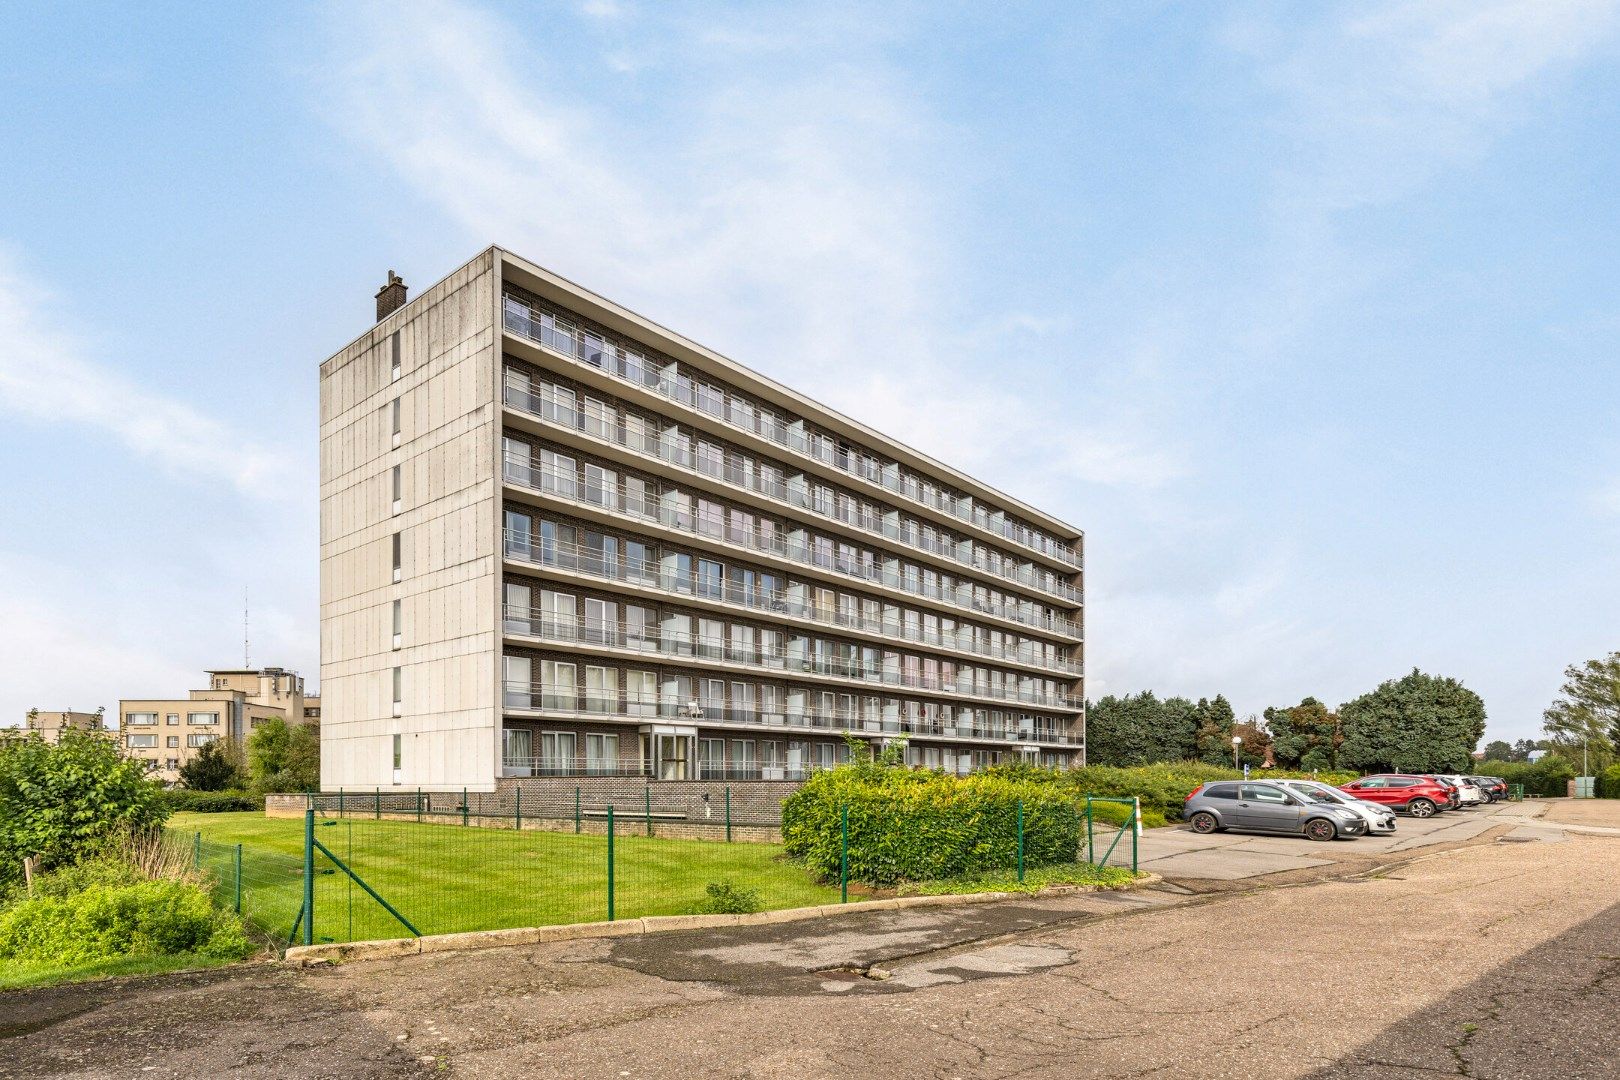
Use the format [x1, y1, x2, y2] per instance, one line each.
[392, 667, 402, 715]
[392, 531, 403, 582]
[698, 738, 725, 778]
[166, 736, 180, 748]
[1203, 785, 1238, 800]
[503, 655, 532, 707]
[389, 330, 401, 380]
[392, 599, 402, 649]
[391, 464, 402, 514]
[392, 734, 402, 771]
[165, 758, 179, 771]
[542, 660, 576, 710]
[126, 712, 157, 727]
[166, 713, 180, 726]
[585, 733, 618, 775]
[186, 733, 218, 748]
[584, 666, 615, 713]
[187, 712, 219, 726]
[696, 559, 724, 600]
[583, 597, 616, 645]
[1241, 784, 1292, 804]
[391, 398, 401, 447]
[627, 669, 656, 717]
[128, 734, 157, 748]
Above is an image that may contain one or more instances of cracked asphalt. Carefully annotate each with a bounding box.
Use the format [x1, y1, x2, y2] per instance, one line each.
[4, 801, 1618, 1079]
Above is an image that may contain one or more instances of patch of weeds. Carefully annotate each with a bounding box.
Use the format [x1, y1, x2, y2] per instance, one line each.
[696, 881, 762, 915]
[897, 862, 1141, 897]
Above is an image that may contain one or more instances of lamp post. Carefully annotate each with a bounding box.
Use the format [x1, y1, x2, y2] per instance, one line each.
[1232, 735, 1243, 771]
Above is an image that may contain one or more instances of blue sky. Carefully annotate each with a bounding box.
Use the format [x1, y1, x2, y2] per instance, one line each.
[2, 1, 1618, 740]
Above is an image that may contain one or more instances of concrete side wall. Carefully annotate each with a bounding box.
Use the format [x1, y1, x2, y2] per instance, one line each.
[320, 252, 500, 791]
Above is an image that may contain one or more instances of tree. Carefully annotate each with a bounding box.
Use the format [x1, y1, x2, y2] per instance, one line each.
[0, 728, 166, 883]
[246, 719, 320, 793]
[1232, 716, 1274, 769]
[1541, 652, 1620, 773]
[178, 739, 243, 791]
[1085, 692, 1197, 766]
[1338, 669, 1486, 773]
[1265, 697, 1342, 770]
[1480, 739, 1516, 762]
[1192, 695, 1237, 766]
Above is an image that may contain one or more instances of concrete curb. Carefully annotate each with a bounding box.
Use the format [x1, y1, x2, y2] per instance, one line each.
[282, 873, 1159, 967]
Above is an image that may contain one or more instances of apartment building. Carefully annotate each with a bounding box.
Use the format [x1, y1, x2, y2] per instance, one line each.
[20, 710, 103, 743]
[120, 667, 313, 783]
[320, 248, 1085, 792]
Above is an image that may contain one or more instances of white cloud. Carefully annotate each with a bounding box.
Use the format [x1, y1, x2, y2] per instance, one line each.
[316, 0, 1184, 499]
[0, 250, 295, 495]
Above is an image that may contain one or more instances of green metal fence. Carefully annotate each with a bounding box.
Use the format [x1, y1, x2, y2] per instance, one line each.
[181, 793, 1142, 950]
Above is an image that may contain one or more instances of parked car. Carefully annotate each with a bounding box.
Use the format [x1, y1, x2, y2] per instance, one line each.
[1470, 776, 1508, 802]
[1423, 776, 1461, 809]
[1432, 775, 1484, 806]
[1184, 781, 1368, 841]
[1272, 779, 1396, 834]
[1339, 774, 1453, 818]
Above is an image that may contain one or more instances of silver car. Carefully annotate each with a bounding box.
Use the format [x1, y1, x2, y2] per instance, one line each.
[1185, 781, 1368, 841]
[1272, 779, 1397, 835]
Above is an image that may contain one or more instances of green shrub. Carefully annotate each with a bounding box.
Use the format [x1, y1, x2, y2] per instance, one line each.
[1598, 765, 1620, 799]
[697, 881, 762, 915]
[0, 879, 251, 967]
[1477, 758, 1576, 797]
[158, 790, 262, 814]
[782, 768, 1082, 887]
[0, 730, 167, 884]
[988, 760, 1358, 821]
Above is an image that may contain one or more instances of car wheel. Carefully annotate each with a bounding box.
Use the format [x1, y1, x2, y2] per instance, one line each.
[1189, 811, 1220, 834]
[1407, 798, 1436, 819]
[1304, 817, 1337, 842]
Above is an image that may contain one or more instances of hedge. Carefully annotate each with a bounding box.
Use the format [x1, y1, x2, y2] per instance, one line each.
[1473, 758, 1576, 798]
[1598, 765, 1620, 799]
[988, 761, 1359, 821]
[0, 878, 251, 966]
[781, 768, 1082, 887]
[157, 790, 262, 814]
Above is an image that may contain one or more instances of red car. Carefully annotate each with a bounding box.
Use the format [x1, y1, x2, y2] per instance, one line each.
[1339, 774, 1453, 819]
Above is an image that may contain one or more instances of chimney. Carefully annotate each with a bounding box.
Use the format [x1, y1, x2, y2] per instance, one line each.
[375, 270, 408, 322]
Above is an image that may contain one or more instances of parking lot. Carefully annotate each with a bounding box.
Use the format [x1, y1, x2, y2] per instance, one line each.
[1136, 795, 1556, 885]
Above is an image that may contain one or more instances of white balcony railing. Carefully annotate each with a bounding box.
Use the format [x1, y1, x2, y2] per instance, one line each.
[502, 455, 1084, 642]
[504, 373, 1083, 606]
[500, 684, 1082, 746]
[501, 606, 1078, 709]
[501, 294, 1083, 571]
[501, 529, 1084, 676]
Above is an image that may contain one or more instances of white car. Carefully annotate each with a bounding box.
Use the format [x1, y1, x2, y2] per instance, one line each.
[1273, 779, 1398, 835]
[1434, 775, 1484, 806]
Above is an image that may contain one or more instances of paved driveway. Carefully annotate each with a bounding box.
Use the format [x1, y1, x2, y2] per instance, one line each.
[1132, 798, 1533, 883]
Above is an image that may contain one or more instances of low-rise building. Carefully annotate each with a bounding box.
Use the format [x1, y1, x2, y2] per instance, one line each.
[21, 709, 104, 743]
[120, 667, 315, 784]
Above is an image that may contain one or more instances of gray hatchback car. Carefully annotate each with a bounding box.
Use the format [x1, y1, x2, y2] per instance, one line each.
[1184, 781, 1368, 841]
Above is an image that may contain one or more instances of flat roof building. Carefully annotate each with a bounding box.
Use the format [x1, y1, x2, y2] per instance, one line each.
[21, 710, 104, 743]
[120, 667, 312, 784]
[319, 248, 1085, 792]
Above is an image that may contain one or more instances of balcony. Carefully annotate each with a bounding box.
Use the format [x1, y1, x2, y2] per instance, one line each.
[501, 605, 1079, 710]
[502, 529, 1084, 676]
[502, 455, 1084, 642]
[502, 295, 1082, 571]
[499, 683, 1083, 747]
[504, 372, 1083, 606]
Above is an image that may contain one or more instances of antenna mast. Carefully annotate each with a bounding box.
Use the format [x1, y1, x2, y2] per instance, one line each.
[244, 587, 251, 668]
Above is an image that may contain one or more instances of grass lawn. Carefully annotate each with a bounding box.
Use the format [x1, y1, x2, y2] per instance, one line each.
[171, 812, 840, 946]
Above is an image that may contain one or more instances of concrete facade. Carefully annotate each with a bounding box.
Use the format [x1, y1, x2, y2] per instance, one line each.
[21, 710, 103, 743]
[319, 247, 1086, 793]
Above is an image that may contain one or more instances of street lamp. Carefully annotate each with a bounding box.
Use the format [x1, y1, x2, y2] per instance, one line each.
[1232, 735, 1243, 770]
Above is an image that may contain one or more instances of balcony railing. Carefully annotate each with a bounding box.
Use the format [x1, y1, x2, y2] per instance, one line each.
[504, 373, 1083, 606]
[502, 295, 1082, 571]
[501, 529, 1084, 675]
[501, 606, 1078, 709]
[502, 455, 1083, 641]
[499, 684, 1082, 746]
[499, 756, 655, 778]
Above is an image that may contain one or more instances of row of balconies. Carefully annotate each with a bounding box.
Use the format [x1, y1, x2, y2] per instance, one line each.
[501, 294, 1082, 571]
[503, 371, 1082, 605]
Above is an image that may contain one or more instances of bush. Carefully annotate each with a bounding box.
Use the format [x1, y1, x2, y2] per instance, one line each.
[988, 760, 1359, 821]
[0, 730, 167, 884]
[158, 790, 262, 814]
[782, 767, 1082, 887]
[697, 881, 762, 915]
[0, 877, 251, 967]
[1477, 758, 1576, 798]
[1598, 765, 1620, 799]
